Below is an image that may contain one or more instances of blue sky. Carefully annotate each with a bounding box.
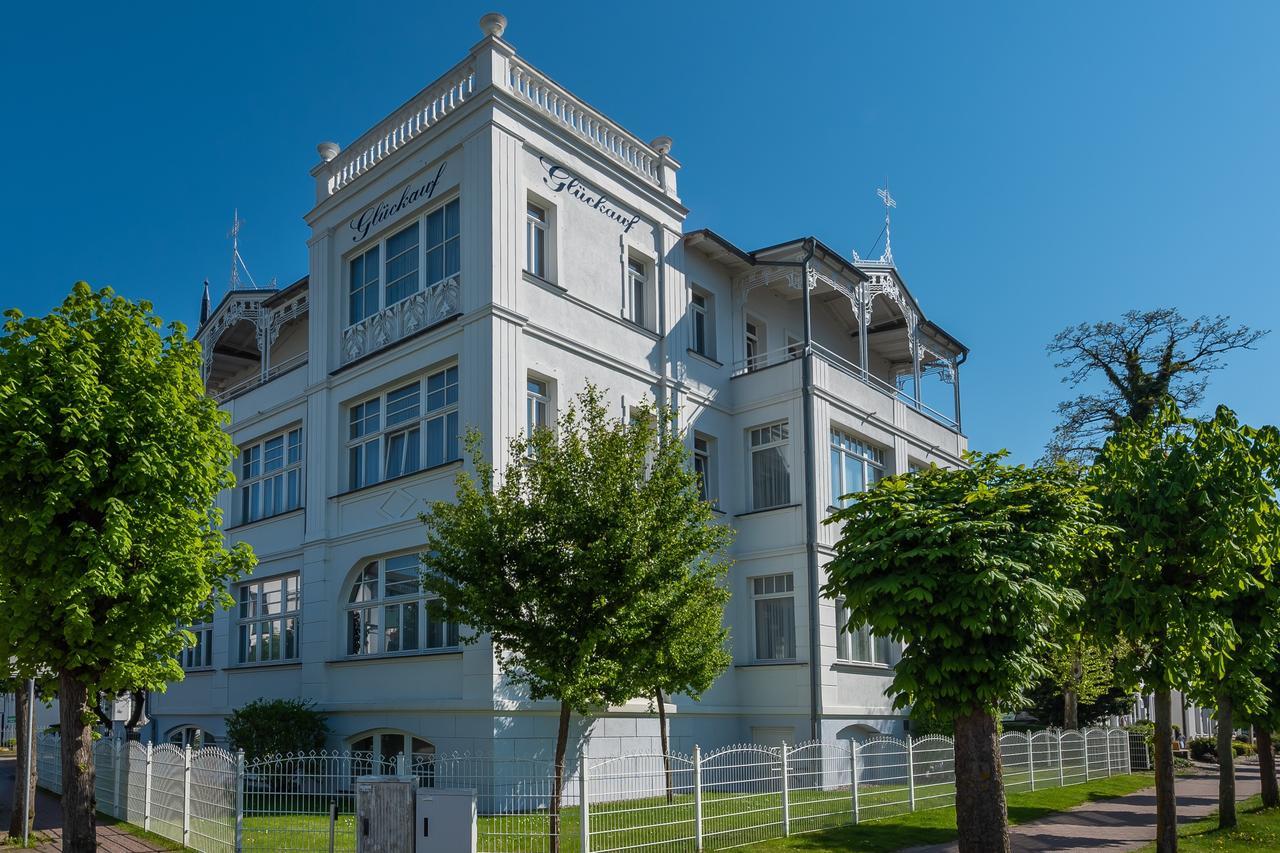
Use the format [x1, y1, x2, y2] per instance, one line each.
[1, 1, 1276, 462]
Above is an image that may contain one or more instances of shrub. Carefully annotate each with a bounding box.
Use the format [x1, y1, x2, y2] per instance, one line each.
[225, 698, 329, 759]
[1232, 740, 1256, 757]
[1189, 736, 1217, 761]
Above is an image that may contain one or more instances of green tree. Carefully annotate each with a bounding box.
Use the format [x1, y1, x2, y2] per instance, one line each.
[0, 283, 254, 851]
[1087, 403, 1280, 851]
[824, 452, 1110, 853]
[420, 386, 733, 853]
[226, 698, 330, 759]
[1040, 638, 1126, 730]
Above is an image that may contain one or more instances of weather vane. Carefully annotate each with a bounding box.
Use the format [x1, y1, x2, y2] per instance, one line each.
[877, 185, 896, 265]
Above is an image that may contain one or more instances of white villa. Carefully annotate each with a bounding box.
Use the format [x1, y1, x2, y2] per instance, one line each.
[149, 13, 980, 764]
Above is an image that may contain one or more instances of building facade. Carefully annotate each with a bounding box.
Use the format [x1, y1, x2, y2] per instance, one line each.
[150, 14, 970, 764]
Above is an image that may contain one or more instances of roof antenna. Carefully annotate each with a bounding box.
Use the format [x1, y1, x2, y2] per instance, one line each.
[227, 209, 264, 290]
[876, 183, 896, 265]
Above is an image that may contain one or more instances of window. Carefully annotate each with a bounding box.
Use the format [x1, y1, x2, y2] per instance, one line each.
[836, 599, 895, 666]
[690, 290, 713, 358]
[526, 203, 547, 278]
[693, 433, 716, 505]
[527, 376, 550, 432]
[424, 199, 461, 290]
[787, 335, 804, 359]
[384, 222, 421, 305]
[167, 726, 216, 748]
[349, 245, 381, 324]
[628, 258, 648, 328]
[346, 555, 459, 656]
[350, 732, 436, 778]
[752, 574, 796, 661]
[347, 366, 460, 489]
[745, 318, 764, 370]
[346, 197, 460, 327]
[236, 574, 300, 664]
[749, 422, 791, 510]
[180, 623, 213, 670]
[240, 428, 303, 523]
[829, 429, 885, 508]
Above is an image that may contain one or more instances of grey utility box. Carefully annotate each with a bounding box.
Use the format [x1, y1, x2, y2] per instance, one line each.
[356, 776, 415, 853]
[415, 788, 477, 852]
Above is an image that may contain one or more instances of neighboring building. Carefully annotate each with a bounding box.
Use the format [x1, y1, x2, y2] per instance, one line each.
[150, 14, 969, 762]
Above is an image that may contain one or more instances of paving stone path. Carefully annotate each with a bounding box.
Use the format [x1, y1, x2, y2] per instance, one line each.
[0, 755, 172, 851]
[903, 764, 1263, 852]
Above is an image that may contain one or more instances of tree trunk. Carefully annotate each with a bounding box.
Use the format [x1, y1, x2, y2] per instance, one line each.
[548, 701, 571, 853]
[7, 684, 36, 837]
[1153, 688, 1177, 853]
[953, 707, 1009, 853]
[656, 688, 673, 804]
[1064, 690, 1079, 730]
[1216, 690, 1235, 829]
[1258, 728, 1279, 808]
[58, 671, 96, 852]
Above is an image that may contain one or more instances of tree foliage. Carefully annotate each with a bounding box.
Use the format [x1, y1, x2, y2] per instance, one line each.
[225, 698, 330, 759]
[1046, 309, 1266, 460]
[824, 452, 1111, 721]
[0, 283, 255, 847]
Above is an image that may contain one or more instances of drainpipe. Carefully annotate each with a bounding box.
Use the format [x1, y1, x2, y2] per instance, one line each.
[952, 350, 967, 432]
[655, 226, 670, 427]
[798, 238, 821, 743]
[767, 239, 822, 742]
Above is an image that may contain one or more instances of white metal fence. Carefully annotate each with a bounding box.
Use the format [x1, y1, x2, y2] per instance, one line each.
[35, 727, 1146, 852]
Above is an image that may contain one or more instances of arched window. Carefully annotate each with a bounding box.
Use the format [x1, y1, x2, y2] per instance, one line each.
[349, 731, 436, 783]
[346, 555, 458, 656]
[167, 726, 216, 748]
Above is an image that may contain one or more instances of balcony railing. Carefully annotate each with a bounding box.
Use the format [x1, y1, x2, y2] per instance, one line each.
[212, 352, 308, 404]
[731, 343, 960, 432]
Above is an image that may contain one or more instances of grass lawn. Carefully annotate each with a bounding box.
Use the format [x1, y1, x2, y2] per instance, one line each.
[738, 773, 1155, 852]
[1133, 794, 1280, 852]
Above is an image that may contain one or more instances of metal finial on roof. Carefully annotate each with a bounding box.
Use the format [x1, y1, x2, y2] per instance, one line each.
[227, 209, 263, 290]
[200, 279, 211, 325]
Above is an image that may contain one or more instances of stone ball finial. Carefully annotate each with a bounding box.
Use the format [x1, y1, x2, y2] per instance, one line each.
[650, 136, 673, 156]
[317, 141, 341, 162]
[479, 12, 507, 37]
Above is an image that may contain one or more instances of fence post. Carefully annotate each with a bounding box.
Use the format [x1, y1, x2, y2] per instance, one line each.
[113, 737, 123, 818]
[693, 745, 703, 852]
[183, 744, 192, 847]
[235, 749, 245, 853]
[906, 737, 916, 811]
[1125, 731, 1133, 774]
[850, 745, 860, 824]
[780, 743, 791, 835]
[1027, 733, 1036, 791]
[1057, 732, 1065, 788]
[144, 741, 153, 832]
[397, 752, 408, 777]
[1107, 732, 1115, 777]
[578, 745, 590, 853]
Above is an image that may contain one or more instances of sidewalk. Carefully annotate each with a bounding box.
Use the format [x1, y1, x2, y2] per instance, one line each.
[0, 755, 170, 852]
[903, 764, 1263, 852]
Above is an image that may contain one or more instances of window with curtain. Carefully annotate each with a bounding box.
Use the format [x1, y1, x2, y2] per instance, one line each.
[691, 289, 713, 357]
[384, 221, 421, 305]
[424, 199, 461, 289]
[526, 202, 547, 278]
[346, 555, 458, 657]
[750, 422, 791, 510]
[694, 433, 716, 505]
[240, 427, 303, 523]
[829, 428, 885, 508]
[628, 258, 648, 328]
[752, 573, 796, 661]
[236, 574, 300, 664]
[180, 623, 213, 670]
[835, 598, 895, 666]
[347, 366, 459, 490]
[348, 244, 381, 325]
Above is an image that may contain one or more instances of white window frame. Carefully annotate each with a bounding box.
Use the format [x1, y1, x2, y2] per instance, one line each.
[752, 573, 796, 661]
[693, 432, 717, 506]
[180, 622, 213, 670]
[627, 256, 652, 330]
[346, 196, 461, 328]
[239, 427, 303, 524]
[745, 316, 766, 371]
[235, 574, 300, 664]
[167, 726, 216, 748]
[526, 201, 548, 279]
[748, 421, 791, 511]
[349, 731, 436, 779]
[690, 288, 714, 359]
[829, 428, 885, 508]
[836, 598, 895, 666]
[527, 375, 551, 433]
[346, 365, 460, 490]
[345, 555, 459, 658]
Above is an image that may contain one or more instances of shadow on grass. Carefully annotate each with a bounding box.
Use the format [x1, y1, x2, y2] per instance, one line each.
[751, 822, 959, 852]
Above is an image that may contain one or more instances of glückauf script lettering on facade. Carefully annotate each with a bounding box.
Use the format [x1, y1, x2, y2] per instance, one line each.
[348, 162, 448, 243]
[540, 157, 642, 233]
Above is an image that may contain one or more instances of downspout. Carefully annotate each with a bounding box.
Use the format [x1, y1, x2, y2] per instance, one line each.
[953, 350, 967, 433]
[798, 238, 821, 743]
[655, 226, 670, 423]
